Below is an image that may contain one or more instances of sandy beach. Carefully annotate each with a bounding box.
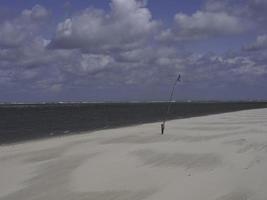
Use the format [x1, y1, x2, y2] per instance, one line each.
[1, 108, 267, 200]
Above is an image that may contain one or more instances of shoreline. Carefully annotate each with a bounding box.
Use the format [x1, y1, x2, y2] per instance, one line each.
[1, 108, 267, 199]
[1, 106, 267, 146]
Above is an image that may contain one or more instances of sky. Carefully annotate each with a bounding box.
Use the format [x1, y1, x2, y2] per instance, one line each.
[0, 0, 267, 102]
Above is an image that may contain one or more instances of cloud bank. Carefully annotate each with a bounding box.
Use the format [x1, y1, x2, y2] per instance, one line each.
[0, 0, 266, 101]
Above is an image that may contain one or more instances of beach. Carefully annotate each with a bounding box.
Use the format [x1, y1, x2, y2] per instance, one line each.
[1, 108, 267, 200]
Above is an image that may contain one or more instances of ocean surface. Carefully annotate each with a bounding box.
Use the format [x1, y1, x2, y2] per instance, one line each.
[0, 102, 266, 144]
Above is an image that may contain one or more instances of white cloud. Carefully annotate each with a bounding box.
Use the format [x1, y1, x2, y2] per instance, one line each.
[205, 0, 267, 25]
[157, 9, 248, 43]
[49, 0, 158, 52]
[22, 4, 49, 21]
[244, 34, 267, 51]
[79, 54, 115, 74]
[175, 11, 244, 39]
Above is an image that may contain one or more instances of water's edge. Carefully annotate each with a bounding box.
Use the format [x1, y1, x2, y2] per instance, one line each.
[0, 102, 266, 144]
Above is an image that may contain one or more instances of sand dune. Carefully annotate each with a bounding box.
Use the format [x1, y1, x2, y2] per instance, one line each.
[1, 108, 267, 200]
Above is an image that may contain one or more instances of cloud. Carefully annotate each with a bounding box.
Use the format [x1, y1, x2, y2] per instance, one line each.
[244, 0, 267, 24]
[158, 0, 267, 43]
[182, 53, 267, 89]
[0, 21, 28, 48]
[158, 11, 245, 42]
[205, 0, 267, 25]
[0, 5, 49, 48]
[22, 4, 50, 21]
[22, 5, 49, 21]
[176, 11, 243, 36]
[49, 0, 158, 53]
[0, 1, 267, 101]
[243, 34, 267, 51]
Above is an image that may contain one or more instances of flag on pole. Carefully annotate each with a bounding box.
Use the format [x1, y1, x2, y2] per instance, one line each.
[161, 74, 181, 135]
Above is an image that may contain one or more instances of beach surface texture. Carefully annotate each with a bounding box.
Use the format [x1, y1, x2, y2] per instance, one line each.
[1, 108, 267, 200]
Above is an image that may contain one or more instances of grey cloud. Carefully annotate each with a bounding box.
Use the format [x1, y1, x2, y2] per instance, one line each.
[0, 5, 49, 48]
[0, 20, 31, 48]
[1, 40, 267, 100]
[243, 34, 267, 51]
[243, 0, 267, 24]
[0, 34, 74, 92]
[181, 51, 267, 89]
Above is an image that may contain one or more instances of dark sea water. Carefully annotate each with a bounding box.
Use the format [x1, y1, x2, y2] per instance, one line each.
[0, 102, 266, 144]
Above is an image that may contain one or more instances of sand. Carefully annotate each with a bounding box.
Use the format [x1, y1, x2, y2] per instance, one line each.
[1, 108, 267, 200]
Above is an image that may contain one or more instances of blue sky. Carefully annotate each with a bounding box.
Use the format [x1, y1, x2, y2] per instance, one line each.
[0, 0, 267, 102]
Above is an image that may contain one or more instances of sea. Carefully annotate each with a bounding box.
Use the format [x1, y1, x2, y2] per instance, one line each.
[0, 102, 266, 144]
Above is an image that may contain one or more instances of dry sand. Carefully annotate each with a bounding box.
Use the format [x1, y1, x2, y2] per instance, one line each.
[1, 108, 267, 200]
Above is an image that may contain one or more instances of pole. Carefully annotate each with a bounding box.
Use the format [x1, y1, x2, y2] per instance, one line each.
[161, 74, 181, 135]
